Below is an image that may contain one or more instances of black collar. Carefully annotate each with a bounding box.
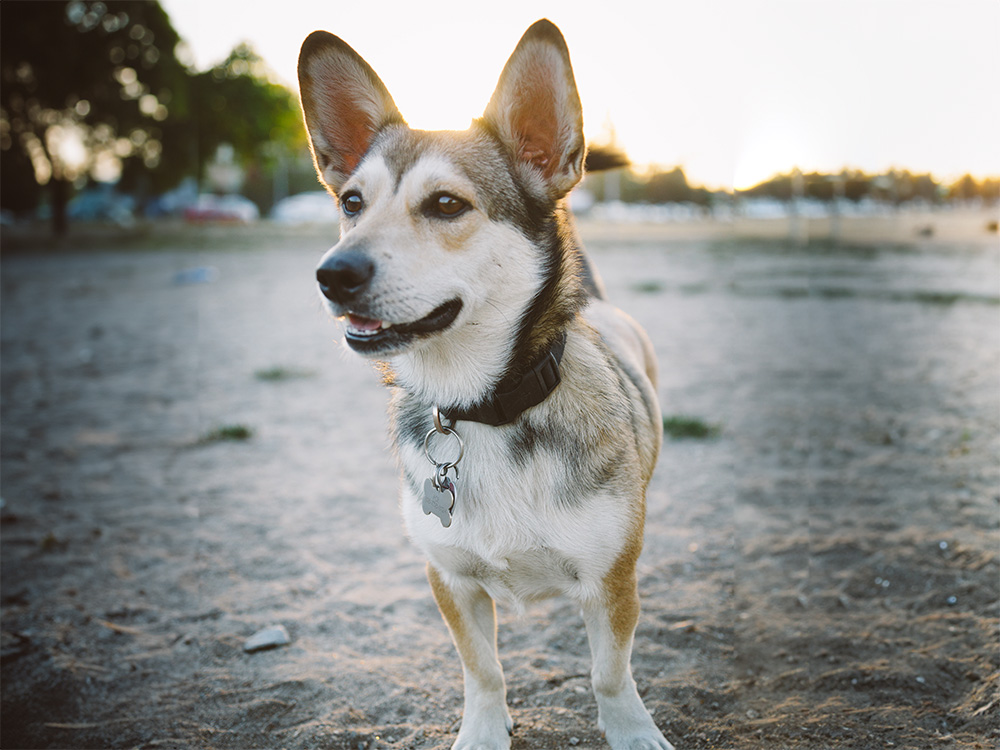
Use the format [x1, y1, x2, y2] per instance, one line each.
[440, 332, 567, 426]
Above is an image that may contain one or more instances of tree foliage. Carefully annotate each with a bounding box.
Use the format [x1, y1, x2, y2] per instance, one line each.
[584, 164, 999, 207]
[1, 1, 189, 229]
[737, 169, 988, 205]
[947, 174, 999, 203]
[1, 1, 307, 232]
[189, 44, 305, 169]
[585, 165, 714, 206]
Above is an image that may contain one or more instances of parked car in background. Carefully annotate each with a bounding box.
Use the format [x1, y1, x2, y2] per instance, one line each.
[144, 177, 199, 218]
[68, 186, 137, 226]
[270, 191, 338, 224]
[183, 194, 259, 223]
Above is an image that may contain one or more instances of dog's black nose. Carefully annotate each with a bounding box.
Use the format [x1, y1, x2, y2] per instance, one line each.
[316, 250, 375, 303]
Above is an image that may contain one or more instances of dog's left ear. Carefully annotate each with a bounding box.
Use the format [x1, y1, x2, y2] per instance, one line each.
[298, 31, 405, 193]
[483, 19, 585, 200]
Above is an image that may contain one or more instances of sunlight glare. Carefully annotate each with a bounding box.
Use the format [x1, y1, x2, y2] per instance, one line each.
[47, 123, 89, 180]
[733, 117, 810, 191]
[158, 0, 1000, 187]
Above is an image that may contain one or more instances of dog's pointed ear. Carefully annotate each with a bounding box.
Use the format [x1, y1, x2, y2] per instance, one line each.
[482, 19, 585, 200]
[298, 31, 405, 193]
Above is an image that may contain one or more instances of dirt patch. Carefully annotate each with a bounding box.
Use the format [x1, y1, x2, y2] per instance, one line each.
[2, 220, 997, 749]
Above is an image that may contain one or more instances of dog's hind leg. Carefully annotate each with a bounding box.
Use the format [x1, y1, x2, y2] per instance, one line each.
[427, 564, 513, 750]
[581, 553, 675, 750]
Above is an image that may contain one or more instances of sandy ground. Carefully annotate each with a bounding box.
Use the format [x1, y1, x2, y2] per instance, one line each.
[1, 212, 998, 749]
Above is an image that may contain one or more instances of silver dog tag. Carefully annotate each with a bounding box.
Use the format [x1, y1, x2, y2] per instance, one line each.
[422, 476, 456, 527]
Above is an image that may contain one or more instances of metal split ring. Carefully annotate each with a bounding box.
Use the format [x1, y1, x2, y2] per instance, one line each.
[424, 408, 464, 470]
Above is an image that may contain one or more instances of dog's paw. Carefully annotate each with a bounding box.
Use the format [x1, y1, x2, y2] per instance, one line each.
[600, 710, 674, 750]
[452, 732, 512, 750]
[452, 708, 513, 750]
[604, 720, 674, 750]
[604, 727, 674, 750]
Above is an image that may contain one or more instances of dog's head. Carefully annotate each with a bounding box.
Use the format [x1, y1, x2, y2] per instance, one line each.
[298, 20, 585, 368]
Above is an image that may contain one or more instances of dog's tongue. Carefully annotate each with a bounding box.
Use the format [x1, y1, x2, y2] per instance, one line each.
[347, 314, 382, 332]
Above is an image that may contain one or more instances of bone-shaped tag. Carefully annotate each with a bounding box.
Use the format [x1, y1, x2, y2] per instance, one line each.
[422, 476, 455, 528]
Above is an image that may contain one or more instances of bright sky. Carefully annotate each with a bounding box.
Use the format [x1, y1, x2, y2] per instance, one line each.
[160, 0, 999, 190]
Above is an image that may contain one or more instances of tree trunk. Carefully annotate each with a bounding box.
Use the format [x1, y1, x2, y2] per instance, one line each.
[51, 177, 69, 237]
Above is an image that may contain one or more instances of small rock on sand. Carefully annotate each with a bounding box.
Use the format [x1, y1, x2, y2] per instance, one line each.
[243, 625, 290, 653]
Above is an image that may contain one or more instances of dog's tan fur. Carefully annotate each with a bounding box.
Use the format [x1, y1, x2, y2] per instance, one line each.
[299, 19, 675, 750]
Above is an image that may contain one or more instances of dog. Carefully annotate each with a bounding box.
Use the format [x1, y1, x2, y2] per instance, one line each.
[298, 19, 673, 750]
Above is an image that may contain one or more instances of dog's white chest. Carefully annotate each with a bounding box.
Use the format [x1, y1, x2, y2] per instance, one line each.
[399, 430, 627, 607]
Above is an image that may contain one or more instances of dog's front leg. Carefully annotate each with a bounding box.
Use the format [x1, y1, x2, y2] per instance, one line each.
[427, 564, 513, 750]
[582, 562, 674, 750]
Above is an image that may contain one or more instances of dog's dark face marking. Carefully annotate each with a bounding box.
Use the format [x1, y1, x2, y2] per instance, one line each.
[369, 125, 547, 238]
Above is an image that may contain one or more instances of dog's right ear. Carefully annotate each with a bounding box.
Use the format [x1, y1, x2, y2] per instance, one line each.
[482, 20, 585, 201]
[298, 31, 405, 194]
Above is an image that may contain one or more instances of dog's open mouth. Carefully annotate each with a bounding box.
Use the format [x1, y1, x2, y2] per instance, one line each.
[343, 298, 463, 354]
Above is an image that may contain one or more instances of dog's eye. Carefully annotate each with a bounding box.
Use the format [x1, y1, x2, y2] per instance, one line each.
[429, 194, 468, 219]
[341, 192, 363, 216]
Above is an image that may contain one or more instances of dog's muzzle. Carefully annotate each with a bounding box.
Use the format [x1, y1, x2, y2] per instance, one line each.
[315, 248, 463, 355]
[316, 249, 374, 306]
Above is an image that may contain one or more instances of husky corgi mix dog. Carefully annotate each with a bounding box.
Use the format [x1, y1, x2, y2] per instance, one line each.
[298, 19, 674, 750]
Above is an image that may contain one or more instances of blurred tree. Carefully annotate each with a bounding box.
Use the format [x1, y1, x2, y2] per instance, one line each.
[0, 0, 190, 234]
[616, 170, 648, 203]
[912, 173, 941, 204]
[948, 174, 979, 202]
[1, 3, 309, 230]
[804, 172, 834, 201]
[591, 166, 992, 207]
[645, 167, 691, 203]
[741, 173, 793, 201]
[981, 178, 1000, 203]
[585, 164, 716, 206]
[186, 44, 307, 210]
[844, 171, 871, 202]
[890, 171, 940, 204]
[192, 43, 306, 164]
[740, 169, 950, 206]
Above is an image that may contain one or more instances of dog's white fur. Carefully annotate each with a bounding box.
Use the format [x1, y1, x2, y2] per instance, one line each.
[340, 152, 541, 409]
[299, 19, 674, 750]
